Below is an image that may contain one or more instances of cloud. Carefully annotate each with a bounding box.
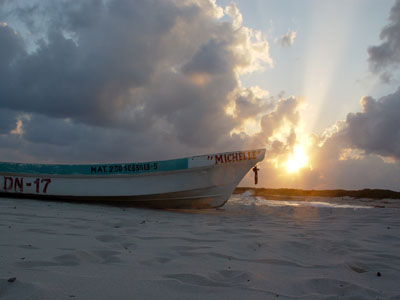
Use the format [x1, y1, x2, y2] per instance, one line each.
[0, 23, 23, 67]
[237, 83, 400, 191]
[1, 0, 299, 165]
[0, 109, 19, 135]
[258, 96, 300, 140]
[313, 88, 400, 163]
[224, 3, 243, 30]
[342, 88, 400, 160]
[231, 86, 272, 120]
[278, 87, 400, 191]
[276, 30, 297, 47]
[368, 0, 400, 82]
[311, 86, 400, 171]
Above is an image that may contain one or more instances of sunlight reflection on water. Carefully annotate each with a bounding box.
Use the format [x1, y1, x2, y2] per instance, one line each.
[229, 192, 371, 209]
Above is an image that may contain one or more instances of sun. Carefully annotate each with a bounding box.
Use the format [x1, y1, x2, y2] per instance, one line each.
[285, 144, 309, 173]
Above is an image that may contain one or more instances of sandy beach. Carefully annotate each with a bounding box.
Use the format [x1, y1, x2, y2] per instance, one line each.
[1, 193, 400, 299]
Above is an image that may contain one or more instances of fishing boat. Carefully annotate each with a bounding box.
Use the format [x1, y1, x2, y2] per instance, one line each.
[0, 149, 265, 208]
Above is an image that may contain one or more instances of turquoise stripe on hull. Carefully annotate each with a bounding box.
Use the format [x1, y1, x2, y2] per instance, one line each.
[0, 158, 188, 176]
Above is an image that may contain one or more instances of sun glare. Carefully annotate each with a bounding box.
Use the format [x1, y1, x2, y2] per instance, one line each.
[285, 144, 308, 173]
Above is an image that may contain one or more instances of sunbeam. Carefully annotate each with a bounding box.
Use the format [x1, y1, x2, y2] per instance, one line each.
[302, 1, 362, 133]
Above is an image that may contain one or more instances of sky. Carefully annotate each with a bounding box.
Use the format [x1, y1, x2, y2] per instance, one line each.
[0, 0, 399, 191]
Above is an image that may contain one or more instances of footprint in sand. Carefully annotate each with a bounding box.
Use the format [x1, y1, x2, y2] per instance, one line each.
[165, 270, 252, 288]
[95, 235, 122, 243]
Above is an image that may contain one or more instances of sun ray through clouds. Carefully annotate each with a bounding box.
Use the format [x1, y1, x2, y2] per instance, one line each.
[302, 1, 362, 133]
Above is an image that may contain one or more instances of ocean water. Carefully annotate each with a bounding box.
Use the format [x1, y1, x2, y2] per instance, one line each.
[228, 192, 373, 209]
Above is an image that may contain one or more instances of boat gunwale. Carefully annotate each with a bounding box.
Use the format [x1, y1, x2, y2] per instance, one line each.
[0, 149, 266, 177]
[0, 160, 254, 179]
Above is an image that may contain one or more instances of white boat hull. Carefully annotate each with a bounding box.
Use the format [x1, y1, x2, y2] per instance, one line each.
[0, 149, 265, 208]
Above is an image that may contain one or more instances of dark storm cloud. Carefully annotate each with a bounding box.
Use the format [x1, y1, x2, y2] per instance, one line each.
[0, 109, 18, 134]
[182, 38, 232, 75]
[1, 111, 226, 164]
[1, 0, 288, 163]
[368, 0, 400, 82]
[0, 25, 23, 134]
[22, 115, 82, 146]
[0, 23, 24, 74]
[1, 0, 179, 125]
[315, 86, 400, 162]
[343, 88, 400, 159]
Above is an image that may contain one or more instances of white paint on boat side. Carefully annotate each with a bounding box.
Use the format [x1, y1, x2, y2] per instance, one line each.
[188, 149, 264, 168]
[0, 149, 266, 208]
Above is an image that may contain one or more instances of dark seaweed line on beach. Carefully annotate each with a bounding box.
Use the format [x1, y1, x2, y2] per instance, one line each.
[234, 188, 400, 200]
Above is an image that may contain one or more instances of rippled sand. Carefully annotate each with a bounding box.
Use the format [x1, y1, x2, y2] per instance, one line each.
[1, 194, 399, 299]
